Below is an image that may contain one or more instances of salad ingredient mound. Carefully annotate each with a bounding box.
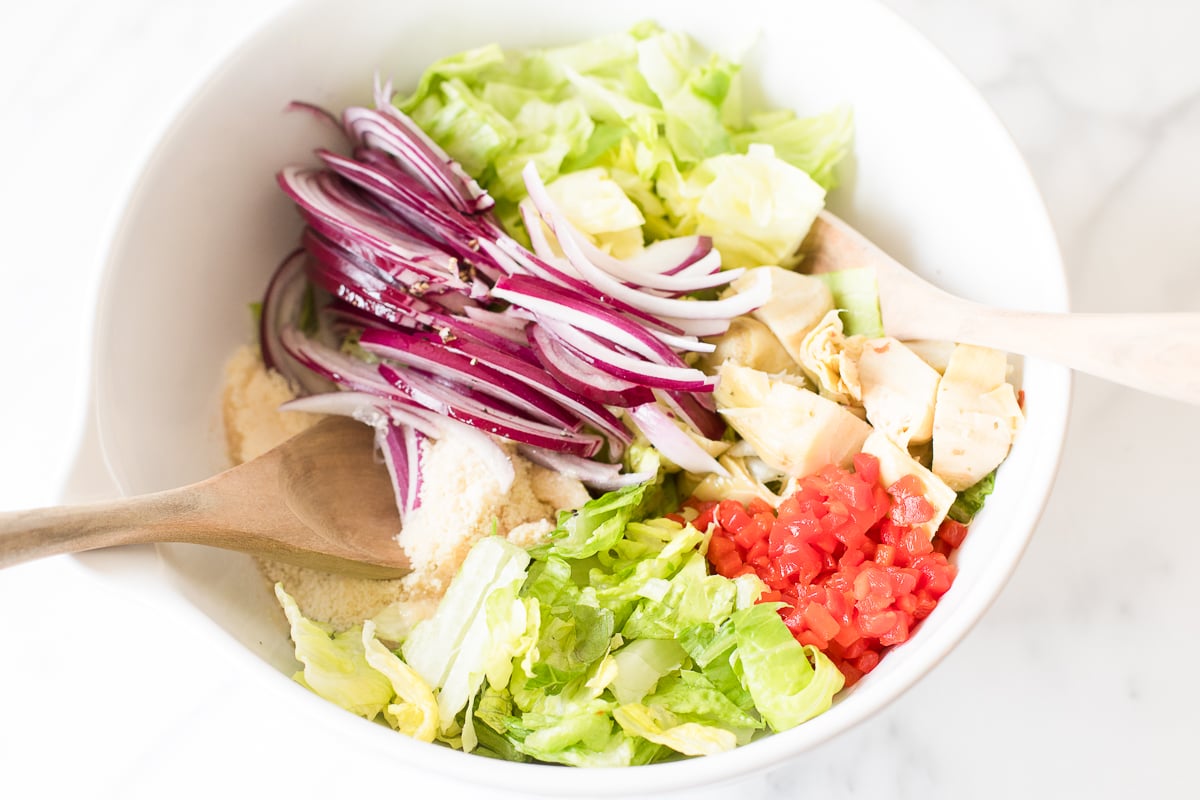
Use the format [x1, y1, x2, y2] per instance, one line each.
[232, 20, 1027, 765]
[278, 472, 844, 765]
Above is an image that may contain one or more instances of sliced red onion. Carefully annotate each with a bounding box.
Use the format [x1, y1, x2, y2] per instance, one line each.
[461, 306, 533, 346]
[280, 325, 404, 399]
[389, 424, 416, 511]
[379, 364, 603, 457]
[630, 235, 716, 276]
[522, 162, 770, 320]
[628, 403, 729, 477]
[322, 299, 422, 335]
[489, 234, 687, 335]
[279, 166, 464, 285]
[285, 100, 347, 137]
[321, 146, 504, 264]
[412, 329, 633, 452]
[356, 332, 580, 429]
[519, 198, 569, 270]
[517, 445, 653, 491]
[493, 275, 692, 366]
[538, 319, 716, 392]
[655, 315, 733, 339]
[527, 323, 654, 408]
[302, 229, 452, 328]
[278, 389, 425, 521]
[259, 249, 332, 396]
[332, 76, 493, 214]
[530, 209, 744, 295]
[654, 388, 725, 442]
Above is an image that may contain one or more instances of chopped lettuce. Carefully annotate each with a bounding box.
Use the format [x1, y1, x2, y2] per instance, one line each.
[278, 479, 848, 764]
[360, 621, 439, 741]
[816, 267, 885, 338]
[731, 603, 845, 731]
[660, 143, 826, 268]
[392, 21, 851, 259]
[948, 469, 996, 524]
[275, 584, 394, 720]
[544, 167, 646, 257]
[730, 106, 854, 191]
[612, 702, 737, 756]
[401, 537, 532, 739]
[531, 482, 648, 560]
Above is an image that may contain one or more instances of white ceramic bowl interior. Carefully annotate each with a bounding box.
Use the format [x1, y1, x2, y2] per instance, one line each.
[91, 0, 1069, 794]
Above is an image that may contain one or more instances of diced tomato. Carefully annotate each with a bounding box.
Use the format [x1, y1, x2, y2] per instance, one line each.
[699, 457, 967, 686]
[852, 452, 880, 485]
[937, 519, 970, 548]
[746, 497, 774, 516]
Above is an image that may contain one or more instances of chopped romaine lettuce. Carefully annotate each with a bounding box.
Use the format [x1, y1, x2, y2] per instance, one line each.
[360, 621, 439, 741]
[612, 702, 737, 756]
[531, 482, 648, 560]
[401, 537, 531, 739]
[275, 584, 394, 720]
[816, 267, 885, 338]
[948, 468, 997, 524]
[278, 478, 848, 764]
[731, 603, 845, 731]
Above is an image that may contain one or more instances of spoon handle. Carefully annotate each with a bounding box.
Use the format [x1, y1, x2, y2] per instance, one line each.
[917, 304, 1200, 405]
[0, 490, 203, 568]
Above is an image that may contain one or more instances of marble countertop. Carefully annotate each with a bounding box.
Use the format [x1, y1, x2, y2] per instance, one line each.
[2, 1, 1197, 797]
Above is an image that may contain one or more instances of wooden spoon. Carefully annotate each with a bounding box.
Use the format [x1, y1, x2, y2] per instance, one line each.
[0, 416, 409, 578]
[801, 211, 1200, 405]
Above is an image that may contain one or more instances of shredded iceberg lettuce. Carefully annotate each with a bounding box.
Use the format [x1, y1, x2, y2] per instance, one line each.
[393, 21, 852, 263]
[277, 480, 845, 765]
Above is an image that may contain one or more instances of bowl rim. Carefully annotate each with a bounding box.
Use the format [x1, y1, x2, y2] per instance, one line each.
[87, 0, 1072, 794]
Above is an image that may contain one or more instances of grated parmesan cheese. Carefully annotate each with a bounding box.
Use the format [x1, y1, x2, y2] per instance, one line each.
[221, 346, 586, 635]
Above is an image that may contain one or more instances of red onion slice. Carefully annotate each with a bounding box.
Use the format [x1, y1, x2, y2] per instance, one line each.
[371, 328, 633, 447]
[527, 323, 654, 408]
[356, 332, 580, 429]
[539, 319, 716, 393]
[628, 403, 729, 477]
[493, 275, 692, 366]
[522, 162, 770, 320]
[379, 364, 604, 458]
[517, 445, 654, 491]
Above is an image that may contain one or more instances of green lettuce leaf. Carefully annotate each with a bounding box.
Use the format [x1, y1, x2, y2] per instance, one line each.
[610, 638, 687, 704]
[731, 106, 854, 190]
[660, 143, 826, 268]
[816, 267, 886, 338]
[390, 21, 851, 248]
[401, 537, 532, 738]
[948, 469, 996, 524]
[275, 584, 393, 720]
[360, 621, 439, 742]
[731, 603, 845, 731]
[644, 669, 761, 734]
[612, 702, 737, 756]
[531, 482, 648, 560]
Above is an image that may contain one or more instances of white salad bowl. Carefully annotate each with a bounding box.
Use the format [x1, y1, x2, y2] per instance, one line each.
[88, 0, 1069, 794]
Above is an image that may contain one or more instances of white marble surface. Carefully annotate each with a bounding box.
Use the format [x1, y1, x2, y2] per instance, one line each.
[2, 0, 1198, 797]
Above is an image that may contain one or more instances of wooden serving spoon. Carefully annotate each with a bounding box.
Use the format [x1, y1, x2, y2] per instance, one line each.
[0, 416, 409, 578]
[801, 211, 1200, 405]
